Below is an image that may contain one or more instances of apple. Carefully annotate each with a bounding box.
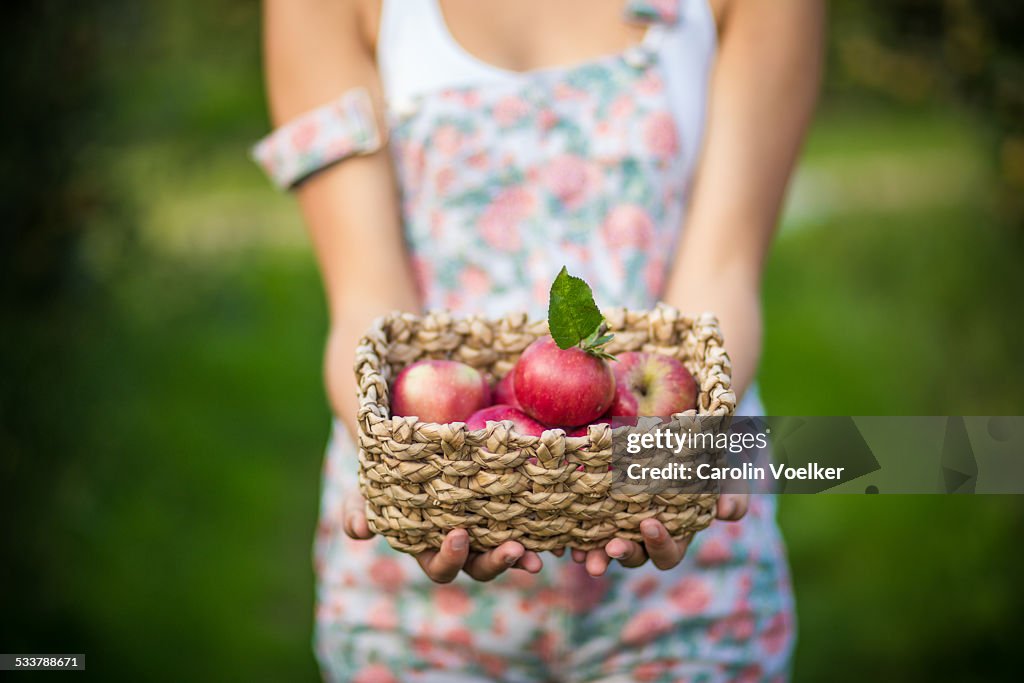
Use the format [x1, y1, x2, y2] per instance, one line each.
[513, 336, 615, 427]
[492, 372, 520, 409]
[608, 351, 697, 417]
[390, 359, 491, 423]
[465, 404, 547, 436]
[567, 417, 611, 438]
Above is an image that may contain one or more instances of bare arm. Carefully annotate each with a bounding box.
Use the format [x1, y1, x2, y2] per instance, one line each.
[262, 0, 419, 434]
[664, 0, 825, 400]
[590, 0, 824, 576]
[261, 0, 543, 579]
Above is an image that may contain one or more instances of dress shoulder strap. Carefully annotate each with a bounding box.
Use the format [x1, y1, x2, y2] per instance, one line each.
[378, 0, 452, 62]
[623, 0, 682, 25]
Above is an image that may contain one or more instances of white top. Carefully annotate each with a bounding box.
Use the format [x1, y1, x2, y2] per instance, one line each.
[377, 0, 718, 178]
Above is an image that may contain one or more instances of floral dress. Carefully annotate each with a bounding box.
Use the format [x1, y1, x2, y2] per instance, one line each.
[312, 2, 796, 681]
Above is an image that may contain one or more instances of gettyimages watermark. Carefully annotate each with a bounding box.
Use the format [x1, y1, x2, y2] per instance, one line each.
[608, 416, 1024, 494]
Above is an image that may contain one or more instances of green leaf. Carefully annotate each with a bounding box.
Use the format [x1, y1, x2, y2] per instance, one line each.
[580, 323, 617, 361]
[547, 266, 605, 350]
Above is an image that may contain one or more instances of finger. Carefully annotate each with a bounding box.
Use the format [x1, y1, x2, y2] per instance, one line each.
[342, 496, 373, 540]
[417, 529, 470, 583]
[716, 493, 750, 521]
[640, 519, 685, 570]
[463, 541, 525, 582]
[571, 549, 587, 563]
[585, 548, 612, 577]
[551, 548, 565, 557]
[605, 538, 648, 568]
[514, 551, 544, 573]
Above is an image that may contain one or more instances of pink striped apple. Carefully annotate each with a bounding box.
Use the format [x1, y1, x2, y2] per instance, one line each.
[390, 360, 491, 424]
[513, 337, 615, 427]
[608, 351, 696, 417]
[465, 404, 547, 436]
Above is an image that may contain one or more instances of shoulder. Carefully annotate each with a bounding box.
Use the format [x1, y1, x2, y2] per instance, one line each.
[355, 0, 382, 56]
[707, 0, 730, 33]
[265, 0, 377, 54]
[262, 0, 384, 124]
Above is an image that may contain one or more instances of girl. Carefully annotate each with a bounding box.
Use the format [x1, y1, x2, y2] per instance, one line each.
[256, 0, 822, 680]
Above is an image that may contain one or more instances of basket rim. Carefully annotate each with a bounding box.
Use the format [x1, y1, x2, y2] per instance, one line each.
[354, 303, 737, 436]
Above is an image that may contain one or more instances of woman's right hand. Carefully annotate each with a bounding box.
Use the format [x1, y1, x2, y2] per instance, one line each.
[342, 492, 544, 583]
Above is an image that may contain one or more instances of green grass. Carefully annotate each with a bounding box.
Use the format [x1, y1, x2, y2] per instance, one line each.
[779, 495, 1023, 682]
[763, 104, 1022, 415]
[5, 254, 329, 682]
[762, 105, 1024, 682]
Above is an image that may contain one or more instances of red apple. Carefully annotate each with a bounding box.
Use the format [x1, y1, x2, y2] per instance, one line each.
[492, 371, 520, 409]
[567, 417, 611, 438]
[513, 337, 615, 427]
[608, 351, 697, 417]
[465, 404, 547, 437]
[390, 359, 491, 423]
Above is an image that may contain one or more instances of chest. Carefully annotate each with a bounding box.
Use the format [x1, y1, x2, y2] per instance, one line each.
[377, 0, 718, 188]
[364, 0, 726, 58]
[436, 0, 649, 74]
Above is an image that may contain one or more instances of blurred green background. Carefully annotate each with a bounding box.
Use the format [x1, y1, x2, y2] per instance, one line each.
[2, 1, 1023, 681]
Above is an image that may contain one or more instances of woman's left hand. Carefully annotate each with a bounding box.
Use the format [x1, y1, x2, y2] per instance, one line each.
[571, 492, 749, 576]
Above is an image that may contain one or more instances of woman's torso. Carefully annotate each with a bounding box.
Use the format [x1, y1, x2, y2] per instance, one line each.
[313, 3, 795, 679]
[376, 0, 718, 319]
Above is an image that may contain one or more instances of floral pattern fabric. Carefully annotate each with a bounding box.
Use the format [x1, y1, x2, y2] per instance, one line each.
[391, 43, 686, 319]
[251, 87, 382, 190]
[313, 3, 796, 682]
[317, 449, 794, 683]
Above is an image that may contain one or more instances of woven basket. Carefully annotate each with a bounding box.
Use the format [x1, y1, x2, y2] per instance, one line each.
[354, 304, 737, 554]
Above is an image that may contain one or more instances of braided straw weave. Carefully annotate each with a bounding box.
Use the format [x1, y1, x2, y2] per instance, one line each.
[354, 304, 737, 554]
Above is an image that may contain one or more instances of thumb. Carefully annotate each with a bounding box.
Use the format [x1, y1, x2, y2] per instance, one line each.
[342, 491, 374, 539]
[716, 492, 749, 521]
